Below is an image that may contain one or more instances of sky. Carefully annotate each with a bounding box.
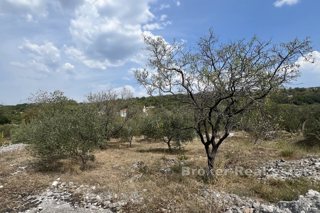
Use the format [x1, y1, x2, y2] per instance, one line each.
[0, 0, 319, 104]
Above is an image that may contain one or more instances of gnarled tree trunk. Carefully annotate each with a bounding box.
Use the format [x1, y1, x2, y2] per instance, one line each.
[163, 136, 173, 151]
[205, 144, 218, 177]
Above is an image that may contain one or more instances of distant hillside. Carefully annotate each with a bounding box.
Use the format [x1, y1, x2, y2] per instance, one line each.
[271, 87, 320, 105]
[135, 87, 320, 107]
[0, 104, 31, 124]
[1, 87, 319, 125]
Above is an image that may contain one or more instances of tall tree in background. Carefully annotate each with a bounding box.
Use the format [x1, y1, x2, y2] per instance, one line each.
[135, 30, 312, 176]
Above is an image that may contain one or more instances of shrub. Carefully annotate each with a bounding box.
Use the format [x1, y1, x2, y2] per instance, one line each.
[141, 107, 194, 151]
[303, 115, 320, 142]
[0, 124, 17, 139]
[0, 114, 10, 125]
[239, 100, 280, 143]
[13, 91, 105, 169]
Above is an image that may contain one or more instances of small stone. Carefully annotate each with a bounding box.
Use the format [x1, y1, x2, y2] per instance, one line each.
[307, 189, 319, 197]
[143, 189, 147, 192]
[90, 205, 98, 210]
[252, 202, 260, 209]
[52, 181, 59, 187]
[109, 203, 118, 208]
[96, 195, 102, 202]
[103, 200, 111, 206]
[118, 201, 127, 206]
[0, 185, 3, 189]
[260, 204, 274, 212]
[243, 207, 253, 213]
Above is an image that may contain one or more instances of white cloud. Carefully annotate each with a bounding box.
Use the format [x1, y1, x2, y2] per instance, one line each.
[15, 41, 78, 75]
[159, 4, 170, 10]
[176, 1, 181, 6]
[68, 0, 167, 69]
[0, 0, 83, 20]
[143, 20, 171, 30]
[64, 46, 110, 70]
[142, 23, 162, 31]
[57, 0, 84, 10]
[160, 14, 168, 22]
[297, 51, 320, 73]
[295, 51, 320, 86]
[0, 0, 170, 104]
[0, 0, 48, 17]
[274, 0, 300, 7]
[19, 40, 61, 67]
[25, 14, 34, 22]
[60, 63, 75, 72]
[2, 0, 168, 71]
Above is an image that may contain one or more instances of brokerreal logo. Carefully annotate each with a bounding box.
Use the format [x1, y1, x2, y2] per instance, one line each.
[181, 166, 268, 177]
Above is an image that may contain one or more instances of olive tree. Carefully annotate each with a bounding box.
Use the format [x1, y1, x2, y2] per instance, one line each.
[135, 30, 311, 175]
[87, 89, 132, 141]
[141, 107, 194, 151]
[239, 99, 281, 143]
[13, 91, 105, 169]
[115, 105, 142, 147]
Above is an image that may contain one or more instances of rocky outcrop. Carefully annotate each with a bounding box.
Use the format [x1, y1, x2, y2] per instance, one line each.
[0, 143, 27, 154]
[259, 157, 320, 180]
[201, 188, 320, 213]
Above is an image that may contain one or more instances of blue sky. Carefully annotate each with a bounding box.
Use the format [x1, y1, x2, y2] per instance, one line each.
[0, 0, 319, 104]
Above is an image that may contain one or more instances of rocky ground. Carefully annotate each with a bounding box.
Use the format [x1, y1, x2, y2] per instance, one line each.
[16, 177, 320, 213]
[0, 143, 27, 154]
[259, 157, 320, 181]
[18, 158, 320, 213]
[21, 178, 143, 213]
[1, 143, 320, 212]
[201, 188, 320, 213]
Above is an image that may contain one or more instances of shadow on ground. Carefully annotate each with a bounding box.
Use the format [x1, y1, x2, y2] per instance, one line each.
[295, 138, 320, 150]
[137, 147, 187, 155]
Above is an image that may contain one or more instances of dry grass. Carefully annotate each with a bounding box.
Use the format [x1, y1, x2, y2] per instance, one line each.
[0, 150, 51, 212]
[1, 133, 320, 212]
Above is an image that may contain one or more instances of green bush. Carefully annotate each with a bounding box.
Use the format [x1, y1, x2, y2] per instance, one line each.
[0, 124, 17, 139]
[303, 115, 320, 142]
[141, 107, 194, 150]
[239, 100, 281, 143]
[13, 91, 105, 169]
[0, 114, 10, 125]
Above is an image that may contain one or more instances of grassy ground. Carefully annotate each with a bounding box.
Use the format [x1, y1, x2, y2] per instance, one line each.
[1, 132, 320, 212]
